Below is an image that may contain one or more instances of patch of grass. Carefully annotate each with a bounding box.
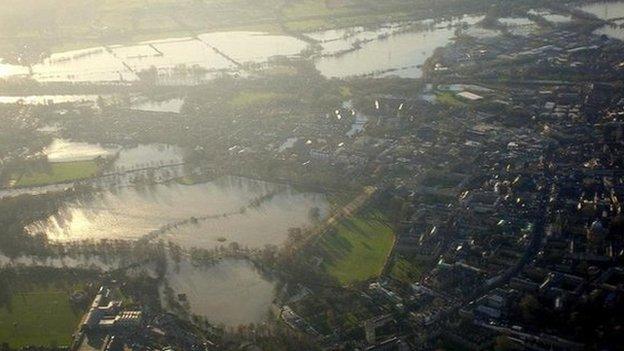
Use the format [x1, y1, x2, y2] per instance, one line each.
[15, 160, 99, 187]
[0, 289, 82, 348]
[435, 91, 466, 107]
[389, 255, 429, 283]
[320, 209, 395, 285]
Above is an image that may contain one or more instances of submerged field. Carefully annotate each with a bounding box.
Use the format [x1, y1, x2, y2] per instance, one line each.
[319, 208, 395, 285]
[0, 289, 82, 348]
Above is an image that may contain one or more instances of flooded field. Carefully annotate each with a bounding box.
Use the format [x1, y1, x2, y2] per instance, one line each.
[163, 258, 277, 327]
[130, 98, 185, 113]
[578, 0, 624, 41]
[0, 95, 100, 105]
[595, 20, 624, 40]
[314, 15, 484, 78]
[0, 32, 309, 83]
[578, 1, 624, 20]
[43, 139, 117, 163]
[528, 9, 573, 24]
[109, 143, 184, 171]
[26, 176, 328, 249]
[197, 32, 308, 63]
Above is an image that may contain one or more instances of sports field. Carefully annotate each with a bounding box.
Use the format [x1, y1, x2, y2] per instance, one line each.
[320, 209, 395, 285]
[0, 289, 82, 348]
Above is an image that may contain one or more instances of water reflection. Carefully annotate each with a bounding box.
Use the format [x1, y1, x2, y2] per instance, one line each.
[314, 15, 484, 78]
[44, 138, 117, 163]
[27, 176, 328, 249]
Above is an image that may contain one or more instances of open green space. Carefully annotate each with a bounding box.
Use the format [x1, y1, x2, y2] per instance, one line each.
[14, 160, 99, 187]
[389, 255, 430, 284]
[435, 92, 466, 107]
[319, 209, 395, 285]
[0, 289, 82, 348]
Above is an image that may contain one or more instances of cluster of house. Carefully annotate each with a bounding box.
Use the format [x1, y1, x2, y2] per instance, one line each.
[272, 22, 624, 348]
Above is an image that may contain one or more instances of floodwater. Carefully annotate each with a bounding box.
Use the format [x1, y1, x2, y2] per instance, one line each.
[0, 31, 309, 83]
[595, 20, 624, 40]
[306, 22, 409, 55]
[0, 95, 100, 105]
[42, 139, 183, 167]
[164, 258, 277, 327]
[578, 1, 624, 20]
[43, 138, 117, 163]
[528, 9, 572, 24]
[197, 32, 309, 63]
[0, 61, 29, 77]
[111, 38, 235, 73]
[26, 176, 328, 249]
[498, 17, 534, 26]
[130, 97, 185, 113]
[498, 17, 539, 37]
[33, 47, 138, 82]
[110, 144, 184, 171]
[314, 15, 484, 78]
[582, 0, 624, 42]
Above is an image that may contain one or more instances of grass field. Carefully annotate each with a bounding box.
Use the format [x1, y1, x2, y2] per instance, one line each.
[435, 92, 466, 107]
[320, 209, 395, 285]
[0, 289, 82, 348]
[389, 255, 429, 283]
[14, 160, 99, 187]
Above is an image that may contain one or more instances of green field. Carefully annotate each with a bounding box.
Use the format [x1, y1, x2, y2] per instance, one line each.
[320, 210, 395, 285]
[14, 160, 99, 187]
[0, 289, 82, 348]
[435, 92, 466, 107]
[389, 255, 429, 283]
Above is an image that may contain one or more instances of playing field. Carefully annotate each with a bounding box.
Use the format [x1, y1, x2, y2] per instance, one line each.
[320, 210, 395, 285]
[0, 289, 82, 348]
[14, 160, 99, 187]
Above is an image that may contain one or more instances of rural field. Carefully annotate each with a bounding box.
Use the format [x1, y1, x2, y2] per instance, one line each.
[0, 289, 82, 348]
[320, 208, 395, 285]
